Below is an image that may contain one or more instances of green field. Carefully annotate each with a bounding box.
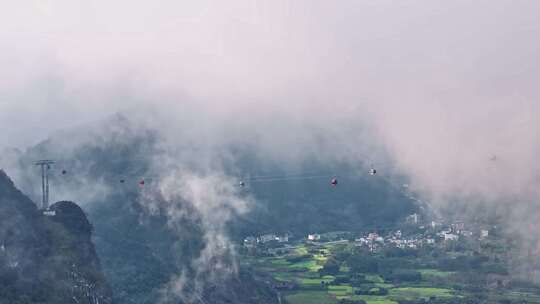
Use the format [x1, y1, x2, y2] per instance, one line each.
[365, 274, 385, 283]
[285, 291, 337, 304]
[328, 284, 353, 297]
[290, 259, 322, 271]
[390, 287, 454, 299]
[248, 243, 464, 304]
[418, 268, 455, 278]
[350, 295, 398, 304]
[246, 240, 540, 304]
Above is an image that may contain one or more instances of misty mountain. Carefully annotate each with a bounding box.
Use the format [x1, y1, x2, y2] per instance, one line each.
[0, 170, 112, 304]
[3, 114, 417, 303]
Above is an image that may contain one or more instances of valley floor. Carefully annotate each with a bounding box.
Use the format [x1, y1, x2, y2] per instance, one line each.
[243, 240, 540, 304]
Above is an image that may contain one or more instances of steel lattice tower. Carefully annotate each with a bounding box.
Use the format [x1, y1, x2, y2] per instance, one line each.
[34, 160, 55, 210]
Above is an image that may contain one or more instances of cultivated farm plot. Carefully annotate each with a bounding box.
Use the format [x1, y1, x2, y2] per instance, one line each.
[418, 268, 455, 278]
[328, 284, 353, 297]
[502, 291, 540, 303]
[285, 291, 337, 304]
[290, 259, 323, 272]
[249, 243, 464, 304]
[389, 287, 454, 299]
[349, 295, 398, 304]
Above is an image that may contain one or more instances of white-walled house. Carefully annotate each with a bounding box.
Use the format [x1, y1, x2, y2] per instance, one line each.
[308, 234, 321, 241]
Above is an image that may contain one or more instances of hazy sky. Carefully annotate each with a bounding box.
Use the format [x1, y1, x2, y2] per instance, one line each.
[2, 1, 540, 298]
[1, 0, 539, 203]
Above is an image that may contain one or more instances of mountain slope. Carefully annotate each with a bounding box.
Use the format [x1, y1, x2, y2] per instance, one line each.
[0, 170, 112, 304]
[2, 115, 416, 303]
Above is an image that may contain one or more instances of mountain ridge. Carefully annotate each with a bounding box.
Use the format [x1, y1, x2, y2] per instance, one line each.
[0, 170, 113, 304]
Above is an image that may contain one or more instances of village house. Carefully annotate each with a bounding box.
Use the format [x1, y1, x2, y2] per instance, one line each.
[451, 221, 465, 233]
[244, 236, 257, 248]
[276, 234, 289, 243]
[258, 234, 277, 243]
[367, 232, 379, 241]
[444, 233, 459, 241]
[460, 230, 473, 237]
[480, 229, 489, 239]
[308, 234, 321, 241]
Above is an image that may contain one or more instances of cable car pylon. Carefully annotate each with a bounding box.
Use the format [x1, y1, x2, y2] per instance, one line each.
[34, 160, 55, 210]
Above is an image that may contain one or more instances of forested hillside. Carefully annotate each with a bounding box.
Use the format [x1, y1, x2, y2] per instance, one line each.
[0, 170, 112, 304]
[3, 116, 416, 303]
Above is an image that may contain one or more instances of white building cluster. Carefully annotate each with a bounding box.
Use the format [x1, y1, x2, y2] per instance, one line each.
[351, 217, 493, 253]
[243, 233, 290, 248]
[243, 213, 494, 252]
[354, 230, 432, 252]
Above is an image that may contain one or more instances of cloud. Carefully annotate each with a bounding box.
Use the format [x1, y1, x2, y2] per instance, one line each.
[141, 170, 251, 302]
[1, 0, 540, 290]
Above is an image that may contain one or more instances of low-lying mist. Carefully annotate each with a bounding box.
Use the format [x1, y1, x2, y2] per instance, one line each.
[1, 0, 540, 300]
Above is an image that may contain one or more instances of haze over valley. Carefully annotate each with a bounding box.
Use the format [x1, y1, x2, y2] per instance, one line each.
[1, 1, 539, 304]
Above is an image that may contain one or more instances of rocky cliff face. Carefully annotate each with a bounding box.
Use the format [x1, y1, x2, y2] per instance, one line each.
[0, 170, 112, 304]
